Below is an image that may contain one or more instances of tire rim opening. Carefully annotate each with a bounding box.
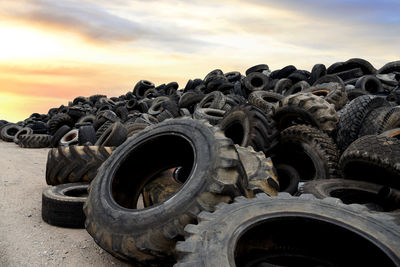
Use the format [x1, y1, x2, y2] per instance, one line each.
[224, 121, 245, 145]
[64, 187, 88, 198]
[234, 217, 395, 266]
[111, 134, 195, 209]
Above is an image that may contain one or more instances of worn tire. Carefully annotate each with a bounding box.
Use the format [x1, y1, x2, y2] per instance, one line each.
[59, 129, 79, 146]
[1, 124, 22, 142]
[78, 125, 97, 145]
[359, 106, 400, 137]
[84, 118, 249, 264]
[45, 145, 114, 185]
[303, 82, 347, 110]
[273, 125, 339, 181]
[193, 107, 225, 125]
[218, 104, 279, 155]
[13, 127, 33, 145]
[339, 135, 400, 189]
[95, 121, 128, 147]
[236, 145, 279, 196]
[18, 134, 51, 148]
[299, 179, 399, 211]
[175, 193, 400, 266]
[336, 95, 389, 151]
[247, 91, 283, 114]
[48, 113, 74, 135]
[275, 164, 300, 195]
[42, 183, 88, 228]
[273, 93, 338, 133]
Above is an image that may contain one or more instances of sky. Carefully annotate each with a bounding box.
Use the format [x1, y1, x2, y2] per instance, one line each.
[0, 0, 399, 122]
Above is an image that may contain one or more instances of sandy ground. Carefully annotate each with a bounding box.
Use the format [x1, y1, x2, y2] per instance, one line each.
[0, 140, 130, 267]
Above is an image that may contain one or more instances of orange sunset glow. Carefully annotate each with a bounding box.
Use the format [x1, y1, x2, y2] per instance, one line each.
[0, 0, 399, 122]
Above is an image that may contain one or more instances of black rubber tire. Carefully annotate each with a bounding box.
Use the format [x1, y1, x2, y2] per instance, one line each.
[51, 125, 71, 147]
[78, 125, 97, 145]
[77, 114, 96, 125]
[284, 80, 310, 96]
[272, 125, 339, 181]
[175, 193, 400, 267]
[245, 64, 269, 76]
[218, 104, 279, 155]
[25, 120, 49, 134]
[339, 135, 400, 189]
[0, 124, 22, 142]
[198, 91, 226, 110]
[125, 122, 149, 138]
[84, 118, 249, 264]
[59, 129, 79, 147]
[133, 80, 155, 98]
[273, 92, 338, 134]
[358, 106, 400, 137]
[336, 95, 389, 151]
[236, 145, 279, 196]
[45, 145, 114, 185]
[346, 88, 369, 101]
[276, 65, 296, 79]
[303, 82, 348, 110]
[355, 75, 383, 94]
[275, 164, 300, 195]
[42, 183, 88, 228]
[95, 121, 128, 147]
[274, 78, 292, 95]
[18, 134, 51, 148]
[299, 179, 399, 211]
[309, 63, 327, 85]
[248, 91, 284, 114]
[13, 127, 34, 144]
[95, 120, 113, 139]
[48, 113, 74, 135]
[243, 72, 270, 93]
[328, 58, 376, 75]
[334, 68, 363, 82]
[378, 60, 400, 74]
[178, 92, 205, 112]
[193, 107, 225, 125]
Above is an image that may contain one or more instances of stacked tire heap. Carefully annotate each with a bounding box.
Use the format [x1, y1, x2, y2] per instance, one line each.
[1, 58, 399, 266]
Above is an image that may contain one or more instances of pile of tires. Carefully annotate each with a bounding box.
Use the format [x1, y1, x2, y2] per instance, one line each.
[1, 59, 399, 265]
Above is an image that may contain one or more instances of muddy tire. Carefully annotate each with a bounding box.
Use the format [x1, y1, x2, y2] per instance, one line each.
[303, 82, 347, 110]
[42, 183, 88, 228]
[45, 145, 114, 185]
[13, 127, 33, 145]
[18, 134, 51, 148]
[273, 93, 338, 134]
[248, 91, 283, 114]
[236, 145, 279, 196]
[176, 193, 400, 266]
[218, 104, 279, 154]
[84, 118, 249, 265]
[336, 95, 389, 151]
[339, 135, 400, 189]
[299, 179, 399, 211]
[273, 125, 339, 181]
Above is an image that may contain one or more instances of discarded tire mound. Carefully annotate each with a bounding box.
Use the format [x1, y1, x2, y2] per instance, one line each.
[1, 59, 399, 265]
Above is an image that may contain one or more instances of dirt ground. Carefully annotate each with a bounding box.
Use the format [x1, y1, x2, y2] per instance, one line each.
[0, 140, 130, 266]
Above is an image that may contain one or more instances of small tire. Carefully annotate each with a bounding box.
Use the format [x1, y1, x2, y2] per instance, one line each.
[59, 129, 79, 147]
[42, 183, 88, 228]
[95, 121, 128, 147]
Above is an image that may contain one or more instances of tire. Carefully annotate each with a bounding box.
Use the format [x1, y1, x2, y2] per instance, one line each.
[176, 193, 400, 267]
[355, 75, 383, 94]
[248, 91, 284, 114]
[339, 135, 400, 189]
[218, 104, 279, 155]
[48, 113, 74, 135]
[378, 60, 400, 74]
[273, 92, 338, 134]
[0, 124, 22, 142]
[18, 134, 51, 148]
[284, 80, 310, 96]
[50, 125, 71, 147]
[42, 183, 88, 228]
[309, 63, 326, 85]
[275, 164, 300, 195]
[236, 145, 279, 196]
[45, 145, 114, 185]
[14, 127, 33, 144]
[299, 179, 399, 211]
[336, 95, 389, 151]
[245, 64, 269, 76]
[274, 78, 292, 95]
[125, 122, 149, 138]
[346, 88, 369, 101]
[78, 125, 97, 145]
[95, 121, 128, 147]
[243, 72, 270, 93]
[193, 107, 225, 125]
[59, 129, 79, 146]
[272, 125, 339, 181]
[84, 118, 249, 264]
[133, 80, 155, 98]
[77, 114, 96, 124]
[95, 120, 113, 139]
[303, 82, 347, 110]
[358, 106, 397, 137]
